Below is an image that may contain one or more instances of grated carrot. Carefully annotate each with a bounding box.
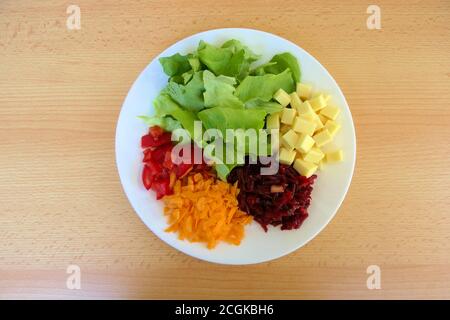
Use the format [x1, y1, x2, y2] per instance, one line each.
[162, 172, 252, 249]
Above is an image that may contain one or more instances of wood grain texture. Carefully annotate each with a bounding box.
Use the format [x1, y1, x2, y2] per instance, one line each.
[0, 0, 449, 299]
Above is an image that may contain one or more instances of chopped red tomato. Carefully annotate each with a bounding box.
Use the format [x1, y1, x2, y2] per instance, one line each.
[163, 151, 174, 170]
[142, 165, 153, 190]
[149, 126, 163, 138]
[153, 179, 171, 200]
[152, 143, 172, 163]
[143, 148, 153, 162]
[141, 126, 208, 200]
[176, 163, 193, 178]
[141, 132, 171, 148]
[145, 158, 163, 176]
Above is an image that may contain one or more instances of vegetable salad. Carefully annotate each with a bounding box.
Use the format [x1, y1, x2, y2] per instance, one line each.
[140, 39, 344, 248]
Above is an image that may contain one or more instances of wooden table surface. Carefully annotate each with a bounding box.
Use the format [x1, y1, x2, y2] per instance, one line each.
[1, 0, 449, 300]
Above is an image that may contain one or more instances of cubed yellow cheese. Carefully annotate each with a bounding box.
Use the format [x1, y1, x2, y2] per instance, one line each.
[313, 92, 331, 103]
[320, 105, 341, 120]
[281, 107, 297, 125]
[298, 112, 315, 122]
[324, 120, 341, 136]
[293, 159, 318, 178]
[295, 133, 315, 153]
[281, 129, 299, 150]
[280, 123, 291, 134]
[266, 112, 280, 130]
[295, 101, 315, 116]
[326, 150, 344, 163]
[318, 114, 329, 125]
[289, 92, 303, 110]
[292, 116, 316, 136]
[300, 111, 323, 132]
[274, 89, 291, 107]
[312, 113, 324, 132]
[313, 129, 333, 147]
[279, 147, 297, 165]
[303, 147, 324, 164]
[309, 94, 327, 112]
[296, 83, 312, 100]
[295, 150, 304, 159]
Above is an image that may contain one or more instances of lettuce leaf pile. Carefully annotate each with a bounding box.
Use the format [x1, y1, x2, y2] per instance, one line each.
[141, 39, 301, 180]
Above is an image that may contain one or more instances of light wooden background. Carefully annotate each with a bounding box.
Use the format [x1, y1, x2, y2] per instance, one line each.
[1, 0, 449, 299]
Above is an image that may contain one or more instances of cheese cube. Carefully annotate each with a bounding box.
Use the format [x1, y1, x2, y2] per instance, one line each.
[293, 159, 318, 178]
[279, 147, 297, 165]
[289, 92, 303, 110]
[313, 92, 331, 103]
[280, 123, 291, 134]
[300, 111, 323, 132]
[312, 113, 324, 132]
[295, 101, 315, 116]
[295, 133, 315, 153]
[295, 150, 304, 159]
[292, 116, 316, 136]
[320, 106, 341, 120]
[309, 94, 327, 112]
[318, 114, 329, 125]
[326, 150, 344, 163]
[303, 147, 325, 164]
[296, 83, 312, 100]
[281, 129, 299, 150]
[266, 112, 280, 130]
[274, 89, 291, 107]
[324, 120, 341, 136]
[281, 107, 297, 125]
[298, 112, 315, 123]
[313, 129, 333, 147]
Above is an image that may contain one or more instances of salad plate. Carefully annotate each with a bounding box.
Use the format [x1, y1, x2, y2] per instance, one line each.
[115, 28, 356, 264]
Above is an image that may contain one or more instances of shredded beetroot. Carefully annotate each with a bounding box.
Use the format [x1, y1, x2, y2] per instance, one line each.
[228, 161, 317, 232]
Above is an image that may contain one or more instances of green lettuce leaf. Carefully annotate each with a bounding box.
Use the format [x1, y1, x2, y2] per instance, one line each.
[159, 53, 192, 77]
[153, 93, 198, 138]
[197, 40, 256, 80]
[244, 98, 283, 114]
[197, 107, 266, 137]
[188, 57, 202, 72]
[234, 69, 295, 102]
[166, 71, 205, 112]
[250, 61, 277, 76]
[203, 70, 244, 110]
[264, 52, 301, 83]
[138, 115, 181, 132]
[197, 41, 233, 76]
[221, 39, 260, 63]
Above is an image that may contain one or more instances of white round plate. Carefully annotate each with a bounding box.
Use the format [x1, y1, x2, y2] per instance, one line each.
[116, 28, 356, 265]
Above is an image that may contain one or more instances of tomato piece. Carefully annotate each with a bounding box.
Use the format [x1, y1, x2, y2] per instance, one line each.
[142, 165, 153, 190]
[145, 159, 163, 176]
[143, 148, 153, 162]
[176, 162, 193, 178]
[149, 126, 164, 138]
[163, 150, 174, 170]
[152, 143, 172, 163]
[157, 132, 172, 145]
[141, 134, 157, 148]
[152, 179, 172, 200]
[141, 132, 172, 148]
